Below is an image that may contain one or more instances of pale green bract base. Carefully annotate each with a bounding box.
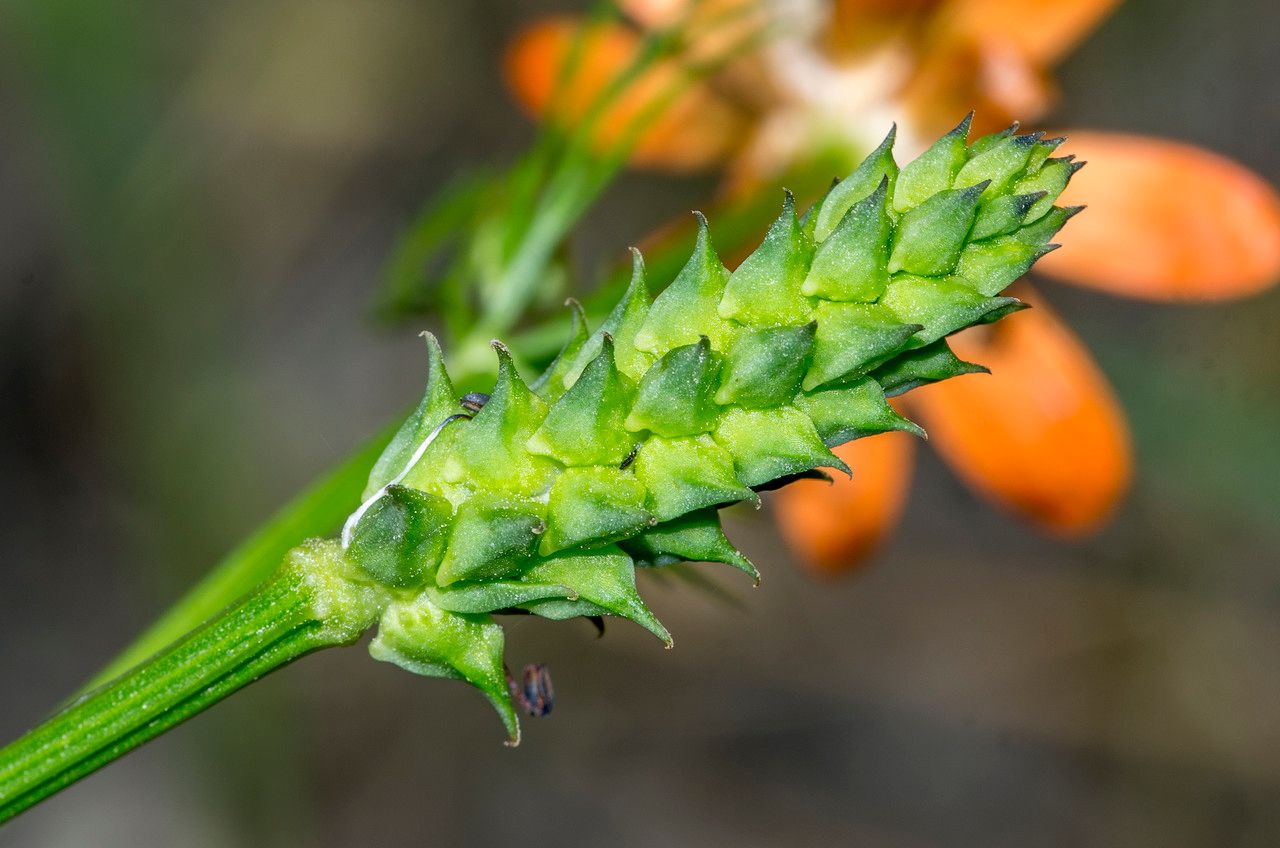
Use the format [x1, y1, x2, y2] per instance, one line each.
[329, 117, 1079, 742]
[287, 540, 393, 646]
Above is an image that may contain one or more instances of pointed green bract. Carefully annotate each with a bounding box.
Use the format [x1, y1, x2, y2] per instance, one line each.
[1015, 157, 1079, 223]
[366, 332, 458, 498]
[635, 214, 733, 355]
[348, 485, 454, 588]
[369, 596, 517, 742]
[888, 182, 988, 276]
[814, 125, 899, 241]
[715, 322, 815, 408]
[566, 249, 654, 384]
[805, 301, 922, 390]
[1025, 136, 1065, 173]
[714, 407, 849, 487]
[527, 336, 636, 466]
[719, 191, 813, 326]
[521, 549, 671, 645]
[450, 343, 555, 496]
[1016, 202, 1080, 246]
[794, 377, 924, 446]
[881, 275, 1022, 345]
[611, 250, 657, 381]
[956, 237, 1046, 296]
[633, 434, 757, 521]
[894, 113, 971, 213]
[802, 178, 891, 302]
[349, 118, 1082, 742]
[625, 337, 723, 437]
[436, 493, 545, 586]
[799, 178, 837, 245]
[955, 130, 1041, 194]
[621, 509, 757, 582]
[971, 191, 1046, 241]
[531, 299, 590, 401]
[871, 339, 988, 397]
[540, 466, 653, 555]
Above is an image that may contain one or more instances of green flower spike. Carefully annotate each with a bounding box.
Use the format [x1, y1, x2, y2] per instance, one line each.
[0, 120, 1083, 816]
[339, 119, 1081, 742]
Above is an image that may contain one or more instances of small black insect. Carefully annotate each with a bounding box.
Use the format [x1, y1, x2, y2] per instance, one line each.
[507, 663, 554, 717]
[460, 392, 490, 414]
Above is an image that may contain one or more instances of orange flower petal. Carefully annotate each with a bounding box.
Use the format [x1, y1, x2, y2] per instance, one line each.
[902, 0, 1117, 131]
[1038, 132, 1280, 300]
[902, 38, 1053, 139]
[503, 17, 746, 172]
[772, 431, 916, 576]
[935, 0, 1122, 67]
[906, 286, 1131, 536]
[825, 0, 941, 58]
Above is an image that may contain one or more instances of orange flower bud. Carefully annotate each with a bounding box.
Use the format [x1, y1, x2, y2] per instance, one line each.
[908, 286, 1130, 534]
[504, 17, 745, 172]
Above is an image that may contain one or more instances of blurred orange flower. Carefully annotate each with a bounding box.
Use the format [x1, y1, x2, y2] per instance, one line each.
[506, 0, 1280, 574]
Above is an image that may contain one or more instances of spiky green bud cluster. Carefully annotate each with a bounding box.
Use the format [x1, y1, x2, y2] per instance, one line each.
[345, 117, 1080, 742]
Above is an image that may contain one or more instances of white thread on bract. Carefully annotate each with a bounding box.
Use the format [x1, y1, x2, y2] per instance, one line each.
[341, 412, 471, 549]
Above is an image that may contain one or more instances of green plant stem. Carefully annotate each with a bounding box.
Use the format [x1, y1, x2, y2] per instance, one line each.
[1, 548, 377, 823]
[83, 428, 393, 692]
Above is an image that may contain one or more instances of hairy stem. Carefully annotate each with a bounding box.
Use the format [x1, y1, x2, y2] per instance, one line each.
[1, 543, 381, 823]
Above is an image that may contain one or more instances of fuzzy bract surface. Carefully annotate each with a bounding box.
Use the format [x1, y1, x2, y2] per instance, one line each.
[346, 117, 1079, 741]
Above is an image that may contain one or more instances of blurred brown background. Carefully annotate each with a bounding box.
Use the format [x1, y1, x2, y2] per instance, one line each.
[1, 0, 1278, 845]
